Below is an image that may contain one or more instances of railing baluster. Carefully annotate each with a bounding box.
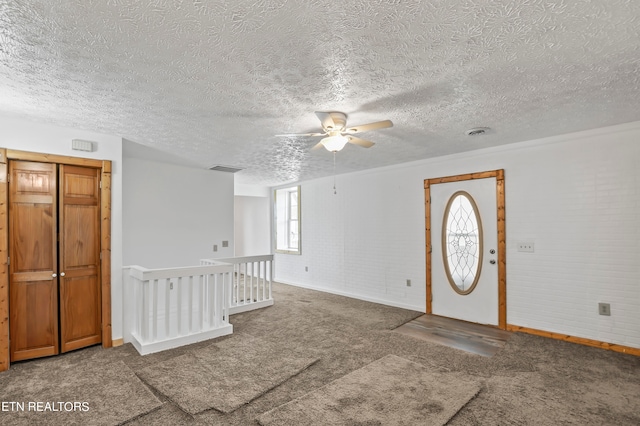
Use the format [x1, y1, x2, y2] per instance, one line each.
[199, 274, 204, 332]
[209, 274, 214, 327]
[177, 277, 182, 336]
[152, 279, 158, 341]
[260, 260, 266, 301]
[242, 262, 247, 305]
[141, 279, 148, 342]
[235, 264, 239, 307]
[269, 259, 273, 300]
[250, 262, 254, 301]
[223, 272, 229, 322]
[165, 278, 171, 339]
[188, 275, 194, 334]
[214, 274, 218, 325]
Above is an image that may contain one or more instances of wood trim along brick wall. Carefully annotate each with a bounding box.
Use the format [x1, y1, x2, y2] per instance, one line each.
[507, 325, 640, 357]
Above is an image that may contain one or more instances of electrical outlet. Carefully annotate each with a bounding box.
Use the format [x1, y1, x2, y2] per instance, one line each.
[170, 282, 173, 290]
[598, 303, 611, 316]
[517, 241, 535, 252]
[406, 279, 411, 287]
[213, 244, 218, 252]
[305, 266, 308, 272]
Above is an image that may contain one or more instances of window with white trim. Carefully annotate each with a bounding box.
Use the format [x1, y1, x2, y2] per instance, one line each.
[275, 186, 301, 254]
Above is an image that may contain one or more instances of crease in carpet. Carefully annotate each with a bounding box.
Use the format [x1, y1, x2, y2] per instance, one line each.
[137, 333, 319, 414]
[0, 359, 162, 426]
[256, 354, 482, 426]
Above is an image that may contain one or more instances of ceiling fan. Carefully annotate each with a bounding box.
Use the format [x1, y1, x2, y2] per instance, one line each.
[276, 111, 393, 152]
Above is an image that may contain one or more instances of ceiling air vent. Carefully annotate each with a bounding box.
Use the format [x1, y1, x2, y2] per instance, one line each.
[465, 127, 491, 136]
[208, 165, 243, 173]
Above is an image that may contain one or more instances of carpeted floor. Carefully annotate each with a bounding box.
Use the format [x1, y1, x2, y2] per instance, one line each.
[256, 354, 482, 426]
[0, 358, 161, 425]
[1, 282, 639, 425]
[138, 333, 318, 414]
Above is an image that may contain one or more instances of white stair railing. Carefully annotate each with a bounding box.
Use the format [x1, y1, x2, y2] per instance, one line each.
[127, 263, 234, 355]
[201, 254, 274, 315]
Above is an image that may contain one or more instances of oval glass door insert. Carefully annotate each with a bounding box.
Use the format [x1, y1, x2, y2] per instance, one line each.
[442, 191, 483, 294]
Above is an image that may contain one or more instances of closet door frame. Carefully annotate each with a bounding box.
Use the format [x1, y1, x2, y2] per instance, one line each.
[0, 148, 113, 371]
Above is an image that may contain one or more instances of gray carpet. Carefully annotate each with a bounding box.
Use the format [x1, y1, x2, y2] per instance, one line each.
[2, 282, 639, 425]
[257, 354, 481, 426]
[137, 333, 318, 414]
[0, 359, 161, 425]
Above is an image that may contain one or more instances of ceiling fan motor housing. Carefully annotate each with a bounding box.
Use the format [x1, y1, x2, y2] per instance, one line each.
[324, 112, 348, 131]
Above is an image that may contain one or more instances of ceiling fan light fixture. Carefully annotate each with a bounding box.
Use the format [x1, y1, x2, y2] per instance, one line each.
[320, 135, 350, 152]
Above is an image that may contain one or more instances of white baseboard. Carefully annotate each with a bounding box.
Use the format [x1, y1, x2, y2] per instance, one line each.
[130, 324, 233, 355]
[229, 299, 274, 315]
[275, 280, 423, 313]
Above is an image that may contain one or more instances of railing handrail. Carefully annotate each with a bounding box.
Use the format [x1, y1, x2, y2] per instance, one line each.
[201, 254, 274, 265]
[129, 263, 233, 281]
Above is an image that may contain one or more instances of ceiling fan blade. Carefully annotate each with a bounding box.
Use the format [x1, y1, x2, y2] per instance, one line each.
[315, 111, 336, 131]
[275, 132, 325, 137]
[345, 119, 393, 134]
[347, 136, 375, 148]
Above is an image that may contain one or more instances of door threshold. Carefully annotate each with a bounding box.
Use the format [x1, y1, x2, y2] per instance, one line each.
[394, 314, 511, 357]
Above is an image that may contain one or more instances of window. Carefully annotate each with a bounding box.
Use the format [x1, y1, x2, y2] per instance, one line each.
[275, 186, 301, 254]
[442, 191, 483, 295]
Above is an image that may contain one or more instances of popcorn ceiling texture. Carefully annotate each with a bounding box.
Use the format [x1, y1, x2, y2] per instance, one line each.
[1, 0, 639, 185]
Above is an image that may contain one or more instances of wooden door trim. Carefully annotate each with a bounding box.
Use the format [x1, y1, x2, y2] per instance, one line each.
[6, 149, 104, 169]
[0, 149, 112, 372]
[424, 169, 507, 329]
[0, 149, 8, 371]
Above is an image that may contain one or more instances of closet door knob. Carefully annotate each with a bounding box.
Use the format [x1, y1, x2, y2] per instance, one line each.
[52, 273, 57, 278]
[60, 272, 65, 277]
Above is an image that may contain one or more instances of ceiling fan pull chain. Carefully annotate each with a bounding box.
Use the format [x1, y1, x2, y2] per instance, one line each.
[333, 151, 337, 195]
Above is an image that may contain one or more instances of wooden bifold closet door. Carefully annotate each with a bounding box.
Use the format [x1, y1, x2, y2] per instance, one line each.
[9, 160, 101, 362]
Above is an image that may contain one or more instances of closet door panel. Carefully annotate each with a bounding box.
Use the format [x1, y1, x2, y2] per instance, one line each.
[59, 165, 101, 352]
[9, 161, 59, 361]
[9, 280, 58, 361]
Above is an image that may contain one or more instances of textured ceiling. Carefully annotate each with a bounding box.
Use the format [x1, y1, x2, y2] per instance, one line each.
[1, 0, 639, 186]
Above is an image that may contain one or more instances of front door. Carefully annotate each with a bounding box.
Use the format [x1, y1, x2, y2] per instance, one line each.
[425, 170, 506, 328]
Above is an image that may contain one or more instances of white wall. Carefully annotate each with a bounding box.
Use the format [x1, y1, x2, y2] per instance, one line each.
[123, 158, 235, 268]
[234, 195, 271, 256]
[274, 121, 640, 349]
[0, 115, 125, 339]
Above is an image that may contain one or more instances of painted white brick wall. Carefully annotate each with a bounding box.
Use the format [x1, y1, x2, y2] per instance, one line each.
[275, 121, 640, 348]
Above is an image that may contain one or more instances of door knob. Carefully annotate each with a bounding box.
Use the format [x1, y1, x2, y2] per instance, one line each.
[489, 259, 496, 264]
[60, 272, 65, 277]
[52, 273, 57, 278]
